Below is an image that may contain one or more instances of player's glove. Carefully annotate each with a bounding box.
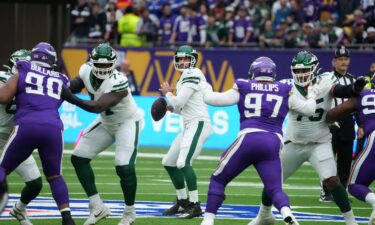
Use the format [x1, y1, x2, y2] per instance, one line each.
[151, 97, 167, 121]
[353, 76, 368, 94]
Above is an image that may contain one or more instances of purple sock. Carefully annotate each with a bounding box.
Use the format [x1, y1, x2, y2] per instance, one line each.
[205, 176, 226, 214]
[49, 176, 69, 207]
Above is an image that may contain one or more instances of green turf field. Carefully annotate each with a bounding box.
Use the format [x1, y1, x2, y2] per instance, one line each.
[2, 144, 373, 225]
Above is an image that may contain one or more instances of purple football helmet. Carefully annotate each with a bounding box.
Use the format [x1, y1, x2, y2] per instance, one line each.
[248, 56, 276, 82]
[30, 42, 57, 68]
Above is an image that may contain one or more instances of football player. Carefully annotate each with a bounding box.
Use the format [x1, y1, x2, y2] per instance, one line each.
[326, 86, 375, 225]
[200, 56, 325, 225]
[0, 167, 8, 214]
[0, 49, 42, 225]
[250, 51, 367, 225]
[0, 42, 75, 225]
[65, 43, 143, 225]
[159, 45, 212, 218]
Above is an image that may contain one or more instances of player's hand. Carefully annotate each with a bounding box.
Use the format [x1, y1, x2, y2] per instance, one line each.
[166, 105, 174, 112]
[357, 127, 364, 139]
[159, 82, 174, 96]
[353, 77, 368, 94]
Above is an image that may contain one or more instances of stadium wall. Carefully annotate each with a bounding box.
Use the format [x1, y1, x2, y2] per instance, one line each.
[61, 46, 374, 96]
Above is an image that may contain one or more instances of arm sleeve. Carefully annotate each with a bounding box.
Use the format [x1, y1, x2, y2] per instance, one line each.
[331, 84, 357, 98]
[204, 88, 239, 106]
[165, 86, 195, 113]
[288, 94, 317, 116]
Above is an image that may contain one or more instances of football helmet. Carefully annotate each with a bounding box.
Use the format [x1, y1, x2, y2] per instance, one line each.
[248, 56, 276, 82]
[291, 50, 319, 87]
[4, 49, 31, 71]
[31, 42, 57, 68]
[90, 43, 117, 79]
[174, 45, 198, 72]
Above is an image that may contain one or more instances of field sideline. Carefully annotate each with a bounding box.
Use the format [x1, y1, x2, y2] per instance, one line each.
[1, 144, 373, 225]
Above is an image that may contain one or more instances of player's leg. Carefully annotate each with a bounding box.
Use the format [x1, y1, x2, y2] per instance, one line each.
[71, 119, 113, 225]
[178, 121, 211, 219]
[37, 124, 76, 225]
[0, 166, 8, 215]
[347, 133, 375, 224]
[202, 134, 252, 225]
[250, 140, 304, 225]
[161, 132, 189, 215]
[310, 142, 357, 225]
[336, 139, 354, 188]
[114, 120, 142, 225]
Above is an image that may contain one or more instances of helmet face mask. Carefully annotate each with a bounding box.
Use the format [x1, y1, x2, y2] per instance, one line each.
[174, 45, 198, 72]
[291, 51, 319, 87]
[91, 43, 117, 79]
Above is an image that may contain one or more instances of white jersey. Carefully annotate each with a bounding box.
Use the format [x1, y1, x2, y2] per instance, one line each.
[0, 71, 15, 133]
[79, 63, 143, 125]
[175, 68, 211, 124]
[285, 73, 339, 144]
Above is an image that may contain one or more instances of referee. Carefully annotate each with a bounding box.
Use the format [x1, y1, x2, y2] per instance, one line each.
[321, 46, 359, 202]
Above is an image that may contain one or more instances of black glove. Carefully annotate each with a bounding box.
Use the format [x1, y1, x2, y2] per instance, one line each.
[353, 76, 368, 94]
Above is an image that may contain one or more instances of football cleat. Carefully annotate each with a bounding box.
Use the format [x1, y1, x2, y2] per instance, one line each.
[162, 198, 189, 216]
[284, 216, 299, 225]
[118, 206, 135, 225]
[319, 189, 334, 202]
[10, 205, 33, 225]
[369, 209, 375, 225]
[200, 218, 214, 225]
[84, 202, 110, 225]
[62, 218, 76, 225]
[247, 213, 276, 225]
[179, 202, 202, 219]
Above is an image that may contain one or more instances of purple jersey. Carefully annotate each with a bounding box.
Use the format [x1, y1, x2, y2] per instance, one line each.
[173, 15, 191, 42]
[159, 15, 176, 43]
[191, 14, 207, 42]
[358, 89, 375, 136]
[231, 16, 253, 43]
[14, 61, 69, 129]
[236, 79, 291, 134]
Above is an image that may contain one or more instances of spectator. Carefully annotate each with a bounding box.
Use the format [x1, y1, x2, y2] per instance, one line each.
[119, 59, 141, 96]
[118, 6, 143, 47]
[228, 7, 253, 46]
[158, 3, 177, 46]
[303, 0, 320, 22]
[187, 5, 207, 46]
[319, 0, 337, 21]
[70, 0, 91, 42]
[88, 2, 107, 41]
[364, 26, 375, 44]
[353, 20, 366, 44]
[289, 0, 305, 25]
[245, 0, 263, 38]
[137, 7, 159, 46]
[104, 1, 123, 43]
[273, 0, 291, 27]
[300, 22, 319, 48]
[258, 20, 276, 48]
[318, 21, 338, 48]
[337, 0, 361, 25]
[169, 4, 191, 44]
[284, 24, 302, 48]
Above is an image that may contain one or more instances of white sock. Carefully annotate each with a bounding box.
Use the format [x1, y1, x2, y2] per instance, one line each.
[365, 192, 375, 208]
[89, 193, 102, 205]
[125, 205, 135, 213]
[259, 203, 272, 215]
[176, 188, 187, 200]
[60, 207, 71, 212]
[189, 190, 199, 203]
[280, 206, 292, 220]
[204, 212, 215, 220]
[15, 201, 27, 211]
[343, 210, 356, 224]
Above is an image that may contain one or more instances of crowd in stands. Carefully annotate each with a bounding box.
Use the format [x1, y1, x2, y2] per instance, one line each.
[69, 0, 375, 49]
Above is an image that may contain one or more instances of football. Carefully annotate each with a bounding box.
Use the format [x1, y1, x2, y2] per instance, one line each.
[151, 97, 167, 121]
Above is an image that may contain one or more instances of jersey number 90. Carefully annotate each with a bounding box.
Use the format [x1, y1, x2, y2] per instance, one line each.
[25, 72, 63, 100]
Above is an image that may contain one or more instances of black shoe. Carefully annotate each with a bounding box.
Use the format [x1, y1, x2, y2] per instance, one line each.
[163, 198, 189, 216]
[284, 216, 298, 225]
[62, 218, 76, 225]
[179, 202, 202, 219]
[319, 189, 334, 202]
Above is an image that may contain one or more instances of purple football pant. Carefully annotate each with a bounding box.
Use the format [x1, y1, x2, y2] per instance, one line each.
[1, 124, 69, 206]
[205, 132, 290, 214]
[348, 132, 375, 201]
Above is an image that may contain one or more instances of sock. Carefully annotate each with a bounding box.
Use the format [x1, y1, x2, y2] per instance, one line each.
[125, 205, 135, 213]
[176, 188, 187, 200]
[261, 189, 273, 207]
[204, 212, 215, 220]
[164, 166, 185, 189]
[365, 193, 375, 208]
[180, 165, 197, 191]
[116, 165, 137, 206]
[71, 155, 98, 196]
[331, 185, 351, 213]
[20, 177, 42, 205]
[15, 200, 26, 211]
[61, 209, 72, 221]
[259, 203, 273, 216]
[189, 190, 198, 203]
[49, 176, 69, 207]
[280, 206, 292, 220]
[342, 210, 356, 223]
[89, 193, 102, 205]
